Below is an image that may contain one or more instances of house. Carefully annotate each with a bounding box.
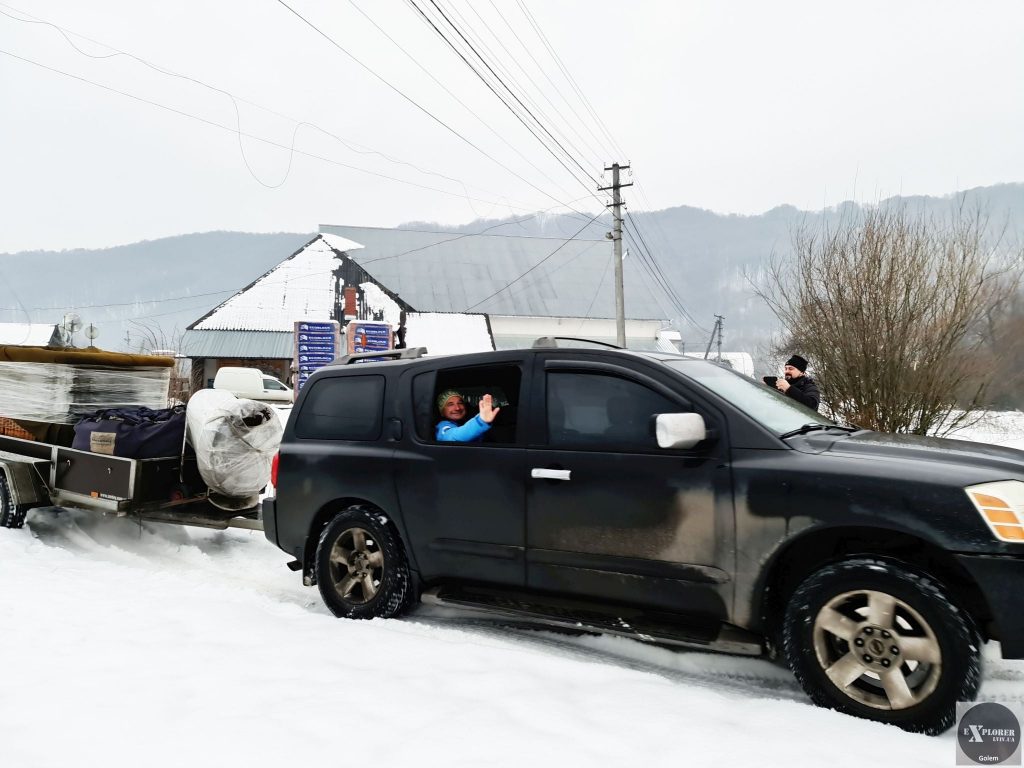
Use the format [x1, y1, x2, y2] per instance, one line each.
[181, 225, 682, 392]
[0, 323, 61, 347]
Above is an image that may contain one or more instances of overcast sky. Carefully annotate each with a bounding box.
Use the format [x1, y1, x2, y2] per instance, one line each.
[2, 0, 1022, 253]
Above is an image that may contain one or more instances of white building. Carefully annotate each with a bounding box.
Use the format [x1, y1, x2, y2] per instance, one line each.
[182, 226, 683, 391]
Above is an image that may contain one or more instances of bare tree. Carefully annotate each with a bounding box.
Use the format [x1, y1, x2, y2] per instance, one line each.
[977, 291, 1024, 409]
[128, 320, 191, 405]
[757, 206, 1019, 435]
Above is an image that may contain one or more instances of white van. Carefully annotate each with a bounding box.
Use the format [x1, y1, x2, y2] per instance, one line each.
[213, 367, 293, 403]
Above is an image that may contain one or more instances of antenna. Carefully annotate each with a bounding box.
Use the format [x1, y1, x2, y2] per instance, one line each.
[62, 312, 83, 347]
[84, 323, 99, 347]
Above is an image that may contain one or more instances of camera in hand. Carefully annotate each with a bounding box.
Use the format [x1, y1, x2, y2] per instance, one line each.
[763, 375, 778, 386]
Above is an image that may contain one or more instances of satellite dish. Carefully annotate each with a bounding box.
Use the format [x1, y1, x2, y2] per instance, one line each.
[85, 323, 99, 342]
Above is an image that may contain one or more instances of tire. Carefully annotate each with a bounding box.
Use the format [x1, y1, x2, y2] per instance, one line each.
[783, 557, 981, 735]
[315, 506, 412, 619]
[0, 472, 29, 529]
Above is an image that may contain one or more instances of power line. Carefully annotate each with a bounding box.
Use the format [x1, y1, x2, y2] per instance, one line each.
[622, 213, 709, 334]
[464, 211, 604, 311]
[486, 0, 616, 164]
[404, 0, 598, 197]
[577, 250, 615, 333]
[0, 2, 542, 211]
[273, 0, 601, 219]
[417, 3, 692, 332]
[622, 217, 693, 324]
[0, 48, 555, 215]
[495, 239, 604, 306]
[0, 221, 610, 312]
[344, 0, 585, 210]
[515, 0, 628, 161]
[356, 196, 600, 265]
[344, 0, 580, 207]
[423, 0, 600, 188]
[447, 0, 607, 171]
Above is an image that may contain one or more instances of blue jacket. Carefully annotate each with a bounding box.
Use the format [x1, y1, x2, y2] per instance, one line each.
[436, 414, 491, 442]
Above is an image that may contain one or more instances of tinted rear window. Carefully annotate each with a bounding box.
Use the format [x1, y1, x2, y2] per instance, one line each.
[294, 375, 384, 440]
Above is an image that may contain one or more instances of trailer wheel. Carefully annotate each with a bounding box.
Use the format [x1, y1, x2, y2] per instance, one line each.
[0, 472, 29, 529]
[315, 506, 412, 619]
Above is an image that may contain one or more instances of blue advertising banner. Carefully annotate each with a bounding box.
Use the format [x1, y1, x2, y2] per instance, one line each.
[345, 321, 393, 363]
[293, 320, 341, 391]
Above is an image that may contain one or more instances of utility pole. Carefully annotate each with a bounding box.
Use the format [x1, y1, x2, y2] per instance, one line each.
[704, 315, 724, 360]
[598, 163, 632, 347]
[717, 315, 724, 362]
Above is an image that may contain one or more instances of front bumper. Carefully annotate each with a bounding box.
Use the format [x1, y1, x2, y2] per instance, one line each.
[956, 553, 1024, 658]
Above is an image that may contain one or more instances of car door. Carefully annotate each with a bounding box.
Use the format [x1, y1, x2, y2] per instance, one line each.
[393, 357, 531, 588]
[525, 355, 734, 621]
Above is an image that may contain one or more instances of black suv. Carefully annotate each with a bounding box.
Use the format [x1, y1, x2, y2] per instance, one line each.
[264, 341, 1024, 734]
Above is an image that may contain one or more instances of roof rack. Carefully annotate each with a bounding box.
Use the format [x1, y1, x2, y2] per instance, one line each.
[531, 336, 624, 350]
[329, 347, 428, 366]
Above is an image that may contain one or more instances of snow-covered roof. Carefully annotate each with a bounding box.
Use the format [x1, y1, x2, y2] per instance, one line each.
[189, 236, 362, 332]
[404, 312, 494, 355]
[0, 323, 60, 347]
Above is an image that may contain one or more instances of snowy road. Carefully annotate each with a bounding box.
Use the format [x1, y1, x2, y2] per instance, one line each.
[2, 415, 1023, 767]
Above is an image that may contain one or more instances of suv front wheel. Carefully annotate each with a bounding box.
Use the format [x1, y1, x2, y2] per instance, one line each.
[783, 557, 981, 734]
[315, 506, 412, 619]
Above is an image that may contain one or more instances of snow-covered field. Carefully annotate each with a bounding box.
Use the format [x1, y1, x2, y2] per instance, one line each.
[2, 415, 1024, 767]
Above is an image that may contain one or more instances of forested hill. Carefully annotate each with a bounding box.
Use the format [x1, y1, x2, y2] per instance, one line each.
[1, 183, 1021, 353]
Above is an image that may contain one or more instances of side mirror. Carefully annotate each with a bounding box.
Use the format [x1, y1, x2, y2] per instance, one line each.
[655, 413, 707, 450]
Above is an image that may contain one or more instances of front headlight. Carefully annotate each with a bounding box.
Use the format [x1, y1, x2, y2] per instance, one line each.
[966, 481, 1024, 543]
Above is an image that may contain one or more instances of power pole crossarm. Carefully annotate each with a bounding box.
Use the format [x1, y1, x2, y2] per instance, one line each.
[598, 163, 632, 348]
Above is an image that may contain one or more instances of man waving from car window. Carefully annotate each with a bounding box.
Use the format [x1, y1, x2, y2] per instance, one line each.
[435, 390, 500, 442]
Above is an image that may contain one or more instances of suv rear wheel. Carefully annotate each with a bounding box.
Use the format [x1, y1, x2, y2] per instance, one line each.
[315, 506, 412, 619]
[783, 557, 980, 734]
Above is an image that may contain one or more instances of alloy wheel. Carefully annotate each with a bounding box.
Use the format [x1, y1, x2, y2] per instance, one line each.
[812, 588, 942, 710]
[327, 526, 385, 605]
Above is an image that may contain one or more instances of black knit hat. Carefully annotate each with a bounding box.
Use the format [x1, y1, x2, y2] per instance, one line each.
[785, 354, 808, 372]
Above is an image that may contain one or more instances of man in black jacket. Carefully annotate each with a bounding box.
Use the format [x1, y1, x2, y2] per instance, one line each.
[776, 354, 820, 411]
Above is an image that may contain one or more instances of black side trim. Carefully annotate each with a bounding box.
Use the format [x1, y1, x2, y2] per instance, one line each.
[429, 538, 523, 561]
[527, 548, 730, 584]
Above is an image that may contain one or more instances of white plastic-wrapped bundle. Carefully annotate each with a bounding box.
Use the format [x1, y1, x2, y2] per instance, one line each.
[0, 346, 172, 423]
[185, 389, 283, 511]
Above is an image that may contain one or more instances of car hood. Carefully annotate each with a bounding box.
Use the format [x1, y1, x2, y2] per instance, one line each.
[802, 430, 1024, 476]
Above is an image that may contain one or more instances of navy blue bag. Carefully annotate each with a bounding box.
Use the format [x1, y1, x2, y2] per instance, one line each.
[72, 406, 186, 459]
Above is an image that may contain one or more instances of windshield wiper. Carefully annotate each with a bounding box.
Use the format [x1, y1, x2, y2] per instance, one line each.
[779, 423, 859, 439]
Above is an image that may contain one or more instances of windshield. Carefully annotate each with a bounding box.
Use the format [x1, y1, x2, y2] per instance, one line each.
[665, 360, 835, 435]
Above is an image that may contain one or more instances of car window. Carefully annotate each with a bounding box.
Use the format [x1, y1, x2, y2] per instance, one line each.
[263, 378, 287, 390]
[294, 375, 384, 440]
[665, 360, 833, 434]
[546, 371, 681, 451]
[417, 363, 523, 444]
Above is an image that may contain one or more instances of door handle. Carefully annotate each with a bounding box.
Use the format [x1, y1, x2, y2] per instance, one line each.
[531, 468, 571, 481]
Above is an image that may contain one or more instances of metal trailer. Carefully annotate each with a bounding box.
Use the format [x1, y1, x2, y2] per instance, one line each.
[0, 428, 262, 532]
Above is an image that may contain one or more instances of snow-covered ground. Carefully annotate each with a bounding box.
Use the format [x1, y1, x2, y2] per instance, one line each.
[947, 409, 1024, 450]
[2, 415, 1024, 767]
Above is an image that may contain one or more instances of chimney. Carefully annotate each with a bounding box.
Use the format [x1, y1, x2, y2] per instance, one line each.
[343, 286, 357, 320]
